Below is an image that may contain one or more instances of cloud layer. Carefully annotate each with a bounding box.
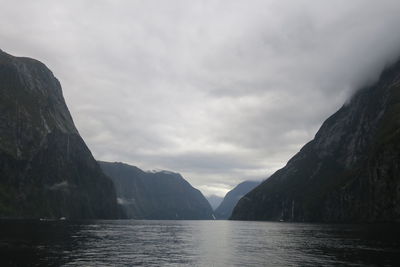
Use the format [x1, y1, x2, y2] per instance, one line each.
[1, 0, 400, 196]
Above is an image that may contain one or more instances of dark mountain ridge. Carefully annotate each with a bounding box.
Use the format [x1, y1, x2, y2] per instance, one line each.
[99, 161, 214, 220]
[231, 59, 400, 222]
[0, 50, 119, 219]
[215, 180, 260, 219]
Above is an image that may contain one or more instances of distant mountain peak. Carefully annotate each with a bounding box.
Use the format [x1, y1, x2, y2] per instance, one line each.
[215, 180, 260, 219]
[206, 195, 224, 210]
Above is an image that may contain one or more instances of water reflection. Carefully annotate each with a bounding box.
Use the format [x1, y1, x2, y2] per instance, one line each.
[0, 220, 399, 266]
[0, 219, 84, 266]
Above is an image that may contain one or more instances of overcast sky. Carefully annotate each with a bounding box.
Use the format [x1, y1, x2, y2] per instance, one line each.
[1, 0, 400, 197]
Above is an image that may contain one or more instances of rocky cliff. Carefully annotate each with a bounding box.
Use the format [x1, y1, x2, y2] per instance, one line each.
[0, 50, 119, 219]
[99, 161, 214, 220]
[231, 60, 400, 222]
[215, 181, 260, 219]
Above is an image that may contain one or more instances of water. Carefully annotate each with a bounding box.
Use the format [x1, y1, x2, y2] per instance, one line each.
[0, 220, 399, 266]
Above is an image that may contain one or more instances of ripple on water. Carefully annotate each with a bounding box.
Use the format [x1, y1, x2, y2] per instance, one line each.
[0, 220, 399, 266]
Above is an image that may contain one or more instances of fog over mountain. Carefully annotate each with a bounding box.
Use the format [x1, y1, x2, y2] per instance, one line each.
[1, 0, 400, 196]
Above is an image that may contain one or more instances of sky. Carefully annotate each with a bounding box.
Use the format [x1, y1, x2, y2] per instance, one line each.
[1, 0, 400, 197]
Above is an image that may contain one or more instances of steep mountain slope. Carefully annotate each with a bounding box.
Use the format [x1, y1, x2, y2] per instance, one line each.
[215, 181, 260, 219]
[231, 60, 400, 222]
[0, 50, 119, 219]
[99, 161, 214, 220]
[206, 195, 223, 210]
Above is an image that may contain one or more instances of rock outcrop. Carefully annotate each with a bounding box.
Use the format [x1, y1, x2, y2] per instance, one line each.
[0, 50, 119, 219]
[231, 60, 400, 222]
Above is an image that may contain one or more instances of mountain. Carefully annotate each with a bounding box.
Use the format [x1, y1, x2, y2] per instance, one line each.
[215, 181, 260, 219]
[206, 195, 223, 210]
[99, 161, 214, 220]
[0, 50, 119, 219]
[231, 59, 400, 222]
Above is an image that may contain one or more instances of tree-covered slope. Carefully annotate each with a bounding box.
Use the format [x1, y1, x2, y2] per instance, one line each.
[231, 60, 400, 222]
[0, 50, 119, 219]
[99, 161, 214, 220]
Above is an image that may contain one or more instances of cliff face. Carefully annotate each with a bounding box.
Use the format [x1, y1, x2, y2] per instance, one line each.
[0, 50, 119, 219]
[99, 161, 215, 220]
[231, 60, 400, 222]
[215, 181, 260, 219]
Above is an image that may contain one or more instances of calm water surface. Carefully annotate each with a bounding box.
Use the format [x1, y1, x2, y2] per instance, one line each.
[0, 220, 399, 266]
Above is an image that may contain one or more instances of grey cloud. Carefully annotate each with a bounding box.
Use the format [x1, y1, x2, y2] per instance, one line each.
[1, 0, 400, 196]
